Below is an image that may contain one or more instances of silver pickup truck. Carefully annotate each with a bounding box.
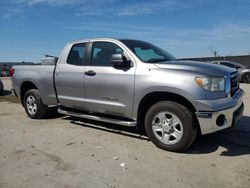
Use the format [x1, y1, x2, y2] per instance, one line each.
[12, 38, 244, 152]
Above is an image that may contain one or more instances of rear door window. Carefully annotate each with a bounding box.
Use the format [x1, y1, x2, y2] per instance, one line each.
[67, 43, 86, 66]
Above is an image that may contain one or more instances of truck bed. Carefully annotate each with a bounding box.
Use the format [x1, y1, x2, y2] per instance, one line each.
[12, 65, 58, 106]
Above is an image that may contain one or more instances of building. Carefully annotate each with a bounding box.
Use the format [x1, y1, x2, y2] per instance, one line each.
[1, 55, 249, 76]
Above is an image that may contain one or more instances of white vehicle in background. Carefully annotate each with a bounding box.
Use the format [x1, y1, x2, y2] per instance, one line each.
[211, 60, 250, 84]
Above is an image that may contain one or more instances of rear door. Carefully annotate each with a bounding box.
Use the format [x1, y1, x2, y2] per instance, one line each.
[55, 43, 87, 110]
[84, 41, 136, 118]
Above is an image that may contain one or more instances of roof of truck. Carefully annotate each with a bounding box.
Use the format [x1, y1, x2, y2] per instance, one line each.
[69, 38, 119, 44]
[68, 38, 148, 45]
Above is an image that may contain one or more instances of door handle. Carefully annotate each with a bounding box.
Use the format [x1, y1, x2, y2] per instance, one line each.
[85, 70, 96, 76]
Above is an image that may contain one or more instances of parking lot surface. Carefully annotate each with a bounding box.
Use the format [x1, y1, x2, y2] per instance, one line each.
[0, 78, 249, 188]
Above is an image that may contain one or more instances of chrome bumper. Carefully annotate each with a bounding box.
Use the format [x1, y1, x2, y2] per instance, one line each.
[196, 90, 244, 135]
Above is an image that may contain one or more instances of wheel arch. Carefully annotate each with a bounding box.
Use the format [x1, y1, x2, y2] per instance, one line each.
[20, 81, 38, 106]
[136, 91, 200, 132]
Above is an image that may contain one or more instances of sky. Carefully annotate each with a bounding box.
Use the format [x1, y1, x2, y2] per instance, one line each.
[0, 0, 250, 63]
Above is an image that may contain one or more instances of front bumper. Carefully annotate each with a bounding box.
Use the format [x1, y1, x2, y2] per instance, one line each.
[195, 89, 244, 135]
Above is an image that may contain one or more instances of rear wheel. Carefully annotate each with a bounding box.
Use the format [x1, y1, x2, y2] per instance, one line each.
[24, 89, 48, 119]
[241, 72, 250, 83]
[145, 101, 197, 152]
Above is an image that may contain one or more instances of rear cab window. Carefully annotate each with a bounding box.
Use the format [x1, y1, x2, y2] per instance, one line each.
[67, 43, 86, 66]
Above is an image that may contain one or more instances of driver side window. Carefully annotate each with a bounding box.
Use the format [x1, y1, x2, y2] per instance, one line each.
[91, 42, 123, 66]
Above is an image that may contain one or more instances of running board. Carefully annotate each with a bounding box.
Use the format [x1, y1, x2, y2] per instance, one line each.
[58, 108, 136, 127]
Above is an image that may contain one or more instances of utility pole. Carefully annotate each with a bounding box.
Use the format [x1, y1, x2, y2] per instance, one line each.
[209, 47, 218, 57]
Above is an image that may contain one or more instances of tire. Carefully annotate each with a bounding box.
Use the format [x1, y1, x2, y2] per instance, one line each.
[241, 72, 250, 84]
[24, 89, 48, 119]
[145, 101, 197, 152]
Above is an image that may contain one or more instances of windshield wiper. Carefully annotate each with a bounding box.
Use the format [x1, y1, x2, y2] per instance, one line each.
[147, 58, 168, 63]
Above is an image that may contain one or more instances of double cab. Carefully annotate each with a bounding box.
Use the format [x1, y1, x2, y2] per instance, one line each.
[11, 38, 244, 152]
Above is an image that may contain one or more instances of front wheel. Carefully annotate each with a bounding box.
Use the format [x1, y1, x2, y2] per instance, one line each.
[241, 72, 250, 84]
[145, 101, 197, 152]
[24, 89, 48, 119]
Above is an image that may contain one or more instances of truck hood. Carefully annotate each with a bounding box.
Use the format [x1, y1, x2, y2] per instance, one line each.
[154, 60, 235, 77]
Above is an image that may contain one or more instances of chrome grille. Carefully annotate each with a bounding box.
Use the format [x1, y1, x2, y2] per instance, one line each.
[230, 71, 239, 97]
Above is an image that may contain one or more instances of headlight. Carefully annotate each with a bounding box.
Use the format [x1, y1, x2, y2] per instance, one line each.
[195, 77, 225, 92]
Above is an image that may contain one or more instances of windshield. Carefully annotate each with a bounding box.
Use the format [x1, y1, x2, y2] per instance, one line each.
[120, 40, 176, 63]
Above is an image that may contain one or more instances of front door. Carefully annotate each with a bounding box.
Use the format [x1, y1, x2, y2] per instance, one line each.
[84, 41, 135, 118]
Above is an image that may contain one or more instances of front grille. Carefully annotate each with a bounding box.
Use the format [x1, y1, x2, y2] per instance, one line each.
[230, 71, 240, 97]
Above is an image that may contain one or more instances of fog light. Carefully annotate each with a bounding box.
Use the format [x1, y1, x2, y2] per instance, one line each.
[216, 115, 226, 126]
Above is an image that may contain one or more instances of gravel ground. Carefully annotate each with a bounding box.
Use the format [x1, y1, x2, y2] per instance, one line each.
[0, 78, 249, 188]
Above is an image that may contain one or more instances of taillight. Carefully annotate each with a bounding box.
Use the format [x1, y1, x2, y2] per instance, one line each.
[9, 68, 15, 77]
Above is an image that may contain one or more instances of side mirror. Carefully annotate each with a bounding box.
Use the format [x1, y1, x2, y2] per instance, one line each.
[110, 54, 132, 68]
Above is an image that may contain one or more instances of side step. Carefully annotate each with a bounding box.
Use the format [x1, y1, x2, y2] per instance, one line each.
[58, 108, 136, 127]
